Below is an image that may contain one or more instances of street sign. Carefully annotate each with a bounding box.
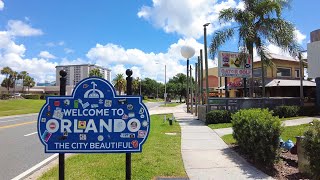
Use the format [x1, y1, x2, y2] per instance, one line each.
[218, 51, 252, 78]
[37, 77, 150, 153]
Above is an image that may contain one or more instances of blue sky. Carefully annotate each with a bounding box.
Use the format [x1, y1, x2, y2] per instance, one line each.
[0, 0, 319, 83]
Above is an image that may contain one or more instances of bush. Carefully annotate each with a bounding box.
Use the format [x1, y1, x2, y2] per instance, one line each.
[299, 106, 318, 116]
[0, 94, 10, 100]
[22, 94, 41, 99]
[273, 105, 300, 118]
[40, 94, 57, 100]
[232, 108, 282, 166]
[302, 120, 320, 179]
[206, 110, 231, 124]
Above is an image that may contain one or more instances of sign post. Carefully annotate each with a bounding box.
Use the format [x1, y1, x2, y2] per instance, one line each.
[125, 69, 133, 180]
[59, 70, 67, 180]
[37, 72, 150, 179]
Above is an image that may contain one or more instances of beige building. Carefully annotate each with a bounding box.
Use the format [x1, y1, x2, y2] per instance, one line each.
[56, 64, 111, 86]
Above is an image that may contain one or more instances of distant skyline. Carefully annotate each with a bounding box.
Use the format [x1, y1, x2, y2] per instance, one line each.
[0, 0, 319, 83]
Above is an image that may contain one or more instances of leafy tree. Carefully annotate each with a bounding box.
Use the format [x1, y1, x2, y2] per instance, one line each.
[24, 75, 35, 93]
[11, 71, 19, 94]
[209, 0, 299, 97]
[141, 78, 159, 98]
[1, 78, 14, 89]
[1, 66, 13, 93]
[113, 74, 125, 95]
[89, 68, 104, 78]
[132, 77, 141, 95]
[167, 73, 187, 102]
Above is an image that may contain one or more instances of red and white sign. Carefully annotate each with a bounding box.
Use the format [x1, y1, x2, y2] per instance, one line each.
[218, 51, 252, 78]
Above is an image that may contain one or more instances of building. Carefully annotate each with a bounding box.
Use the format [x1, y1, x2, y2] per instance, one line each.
[205, 53, 316, 98]
[55, 64, 111, 86]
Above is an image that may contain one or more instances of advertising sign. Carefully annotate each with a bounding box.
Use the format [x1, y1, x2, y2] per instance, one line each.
[37, 77, 150, 153]
[218, 51, 252, 78]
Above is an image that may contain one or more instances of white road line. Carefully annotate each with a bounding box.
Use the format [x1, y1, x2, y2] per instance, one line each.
[0, 119, 25, 123]
[24, 132, 38, 137]
[12, 153, 58, 180]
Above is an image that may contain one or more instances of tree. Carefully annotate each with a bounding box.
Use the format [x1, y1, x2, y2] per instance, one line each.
[132, 77, 140, 95]
[209, 0, 299, 97]
[24, 75, 35, 93]
[89, 68, 103, 78]
[113, 74, 125, 95]
[1, 66, 13, 93]
[167, 73, 187, 102]
[19, 71, 28, 93]
[11, 71, 19, 94]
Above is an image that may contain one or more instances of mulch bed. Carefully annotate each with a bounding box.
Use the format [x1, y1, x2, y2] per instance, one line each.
[230, 145, 311, 180]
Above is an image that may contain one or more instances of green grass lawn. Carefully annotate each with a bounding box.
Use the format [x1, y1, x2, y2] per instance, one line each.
[40, 114, 186, 180]
[160, 103, 182, 107]
[221, 123, 311, 144]
[0, 99, 45, 117]
[143, 98, 163, 103]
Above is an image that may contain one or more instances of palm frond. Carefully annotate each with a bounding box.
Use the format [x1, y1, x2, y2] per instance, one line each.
[209, 28, 235, 58]
[219, 8, 237, 23]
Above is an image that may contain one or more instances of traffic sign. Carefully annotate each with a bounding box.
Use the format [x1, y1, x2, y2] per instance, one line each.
[37, 77, 150, 153]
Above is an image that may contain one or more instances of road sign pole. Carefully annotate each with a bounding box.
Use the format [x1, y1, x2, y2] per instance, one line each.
[125, 69, 133, 180]
[59, 70, 67, 180]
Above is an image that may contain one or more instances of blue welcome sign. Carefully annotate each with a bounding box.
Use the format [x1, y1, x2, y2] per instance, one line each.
[37, 77, 150, 153]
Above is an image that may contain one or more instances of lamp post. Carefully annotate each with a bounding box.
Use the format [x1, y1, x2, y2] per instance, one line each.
[181, 45, 195, 113]
[156, 62, 167, 106]
[203, 23, 210, 111]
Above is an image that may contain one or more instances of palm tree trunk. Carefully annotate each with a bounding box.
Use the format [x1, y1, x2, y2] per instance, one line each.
[249, 46, 254, 97]
[261, 58, 265, 97]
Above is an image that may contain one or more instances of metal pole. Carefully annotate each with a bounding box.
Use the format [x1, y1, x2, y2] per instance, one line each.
[204, 24, 210, 110]
[139, 79, 142, 95]
[125, 69, 133, 180]
[195, 63, 198, 116]
[299, 52, 304, 106]
[165, 64, 167, 106]
[197, 56, 201, 105]
[59, 70, 67, 180]
[190, 65, 193, 114]
[200, 50, 204, 105]
[186, 58, 190, 112]
[225, 77, 229, 111]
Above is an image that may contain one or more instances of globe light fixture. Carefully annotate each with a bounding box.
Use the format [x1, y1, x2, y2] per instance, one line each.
[181, 45, 195, 113]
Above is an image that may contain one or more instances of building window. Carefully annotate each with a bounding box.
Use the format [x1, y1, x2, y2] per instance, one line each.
[253, 68, 266, 78]
[277, 67, 291, 77]
[295, 69, 300, 78]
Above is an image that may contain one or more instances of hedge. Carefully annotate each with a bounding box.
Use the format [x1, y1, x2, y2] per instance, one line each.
[273, 105, 300, 118]
[206, 110, 231, 124]
[22, 94, 41, 99]
[232, 108, 282, 166]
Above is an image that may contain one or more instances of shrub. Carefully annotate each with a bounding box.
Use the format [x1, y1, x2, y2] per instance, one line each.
[302, 120, 320, 179]
[0, 94, 10, 100]
[206, 110, 231, 124]
[299, 106, 318, 116]
[232, 108, 282, 166]
[273, 105, 300, 118]
[22, 94, 41, 99]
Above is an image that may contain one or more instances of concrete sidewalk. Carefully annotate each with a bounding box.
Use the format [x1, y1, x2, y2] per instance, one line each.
[173, 104, 273, 180]
[215, 116, 320, 137]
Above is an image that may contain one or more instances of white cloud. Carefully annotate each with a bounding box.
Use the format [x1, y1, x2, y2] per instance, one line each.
[138, 0, 240, 39]
[294, 29, 306, 44]
[86, 38, 207, 83]
[0, 0, 4, 11]
[38, 51, 56, 59]
[7, 20, 43, 37]
[60, 58, 88, 65]
[64, 48, 75, 54]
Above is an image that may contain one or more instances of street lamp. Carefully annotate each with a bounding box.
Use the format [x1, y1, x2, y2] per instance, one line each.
[203, 23, 210, 111]
[181, 45, 195, 113]
[156, 62, 167, 106]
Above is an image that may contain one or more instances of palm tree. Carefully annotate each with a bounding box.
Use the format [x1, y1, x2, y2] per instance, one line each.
[19, 71, 28, 93]
[24, 75, 35, 93]
[1, 66, 13, 93]
[113, 74, 125, 95]
[132, 77, 140, 95]
[209, 0, 299, 97]
[11, 71, 18, 94]
[89, 68, 103, 78]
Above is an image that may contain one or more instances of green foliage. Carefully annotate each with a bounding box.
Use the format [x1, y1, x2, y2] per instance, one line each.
[273, 105, 300, 118]
[302, 120, 320, 179]
[232, 108, 282, 166]
[22, 94, 41, 99]
[89, 68, 103, 78]
[206, 110, 231, 124]
[0, 94, 11, 100]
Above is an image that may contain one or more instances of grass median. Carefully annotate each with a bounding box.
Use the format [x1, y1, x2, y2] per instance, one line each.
[0, 99, 45, 117]
[40, 114, 186, 180]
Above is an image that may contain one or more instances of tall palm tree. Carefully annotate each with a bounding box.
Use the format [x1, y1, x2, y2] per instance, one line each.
[132, 77, 140, 95]
[19, 71, 28, 93]
[1, 66, 13, 93]
[89, 68, 103, 78]
[11, 71, 18, 94]
[209, 0, 299, 97]
[24, 75, 35, 93]
[113, 74, 125, 95]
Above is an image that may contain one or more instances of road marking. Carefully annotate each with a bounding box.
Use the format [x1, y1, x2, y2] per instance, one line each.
[0, 119, 26, 123]
[0, 121, 36, 129]
[12, 154, 58, 180]
[24, 132, 38, 137]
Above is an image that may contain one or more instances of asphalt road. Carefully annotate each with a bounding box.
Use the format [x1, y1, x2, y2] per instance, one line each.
[0, 101, 161, 180]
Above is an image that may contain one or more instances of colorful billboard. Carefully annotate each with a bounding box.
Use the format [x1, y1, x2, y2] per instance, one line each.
[218, 51, 252, 78]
